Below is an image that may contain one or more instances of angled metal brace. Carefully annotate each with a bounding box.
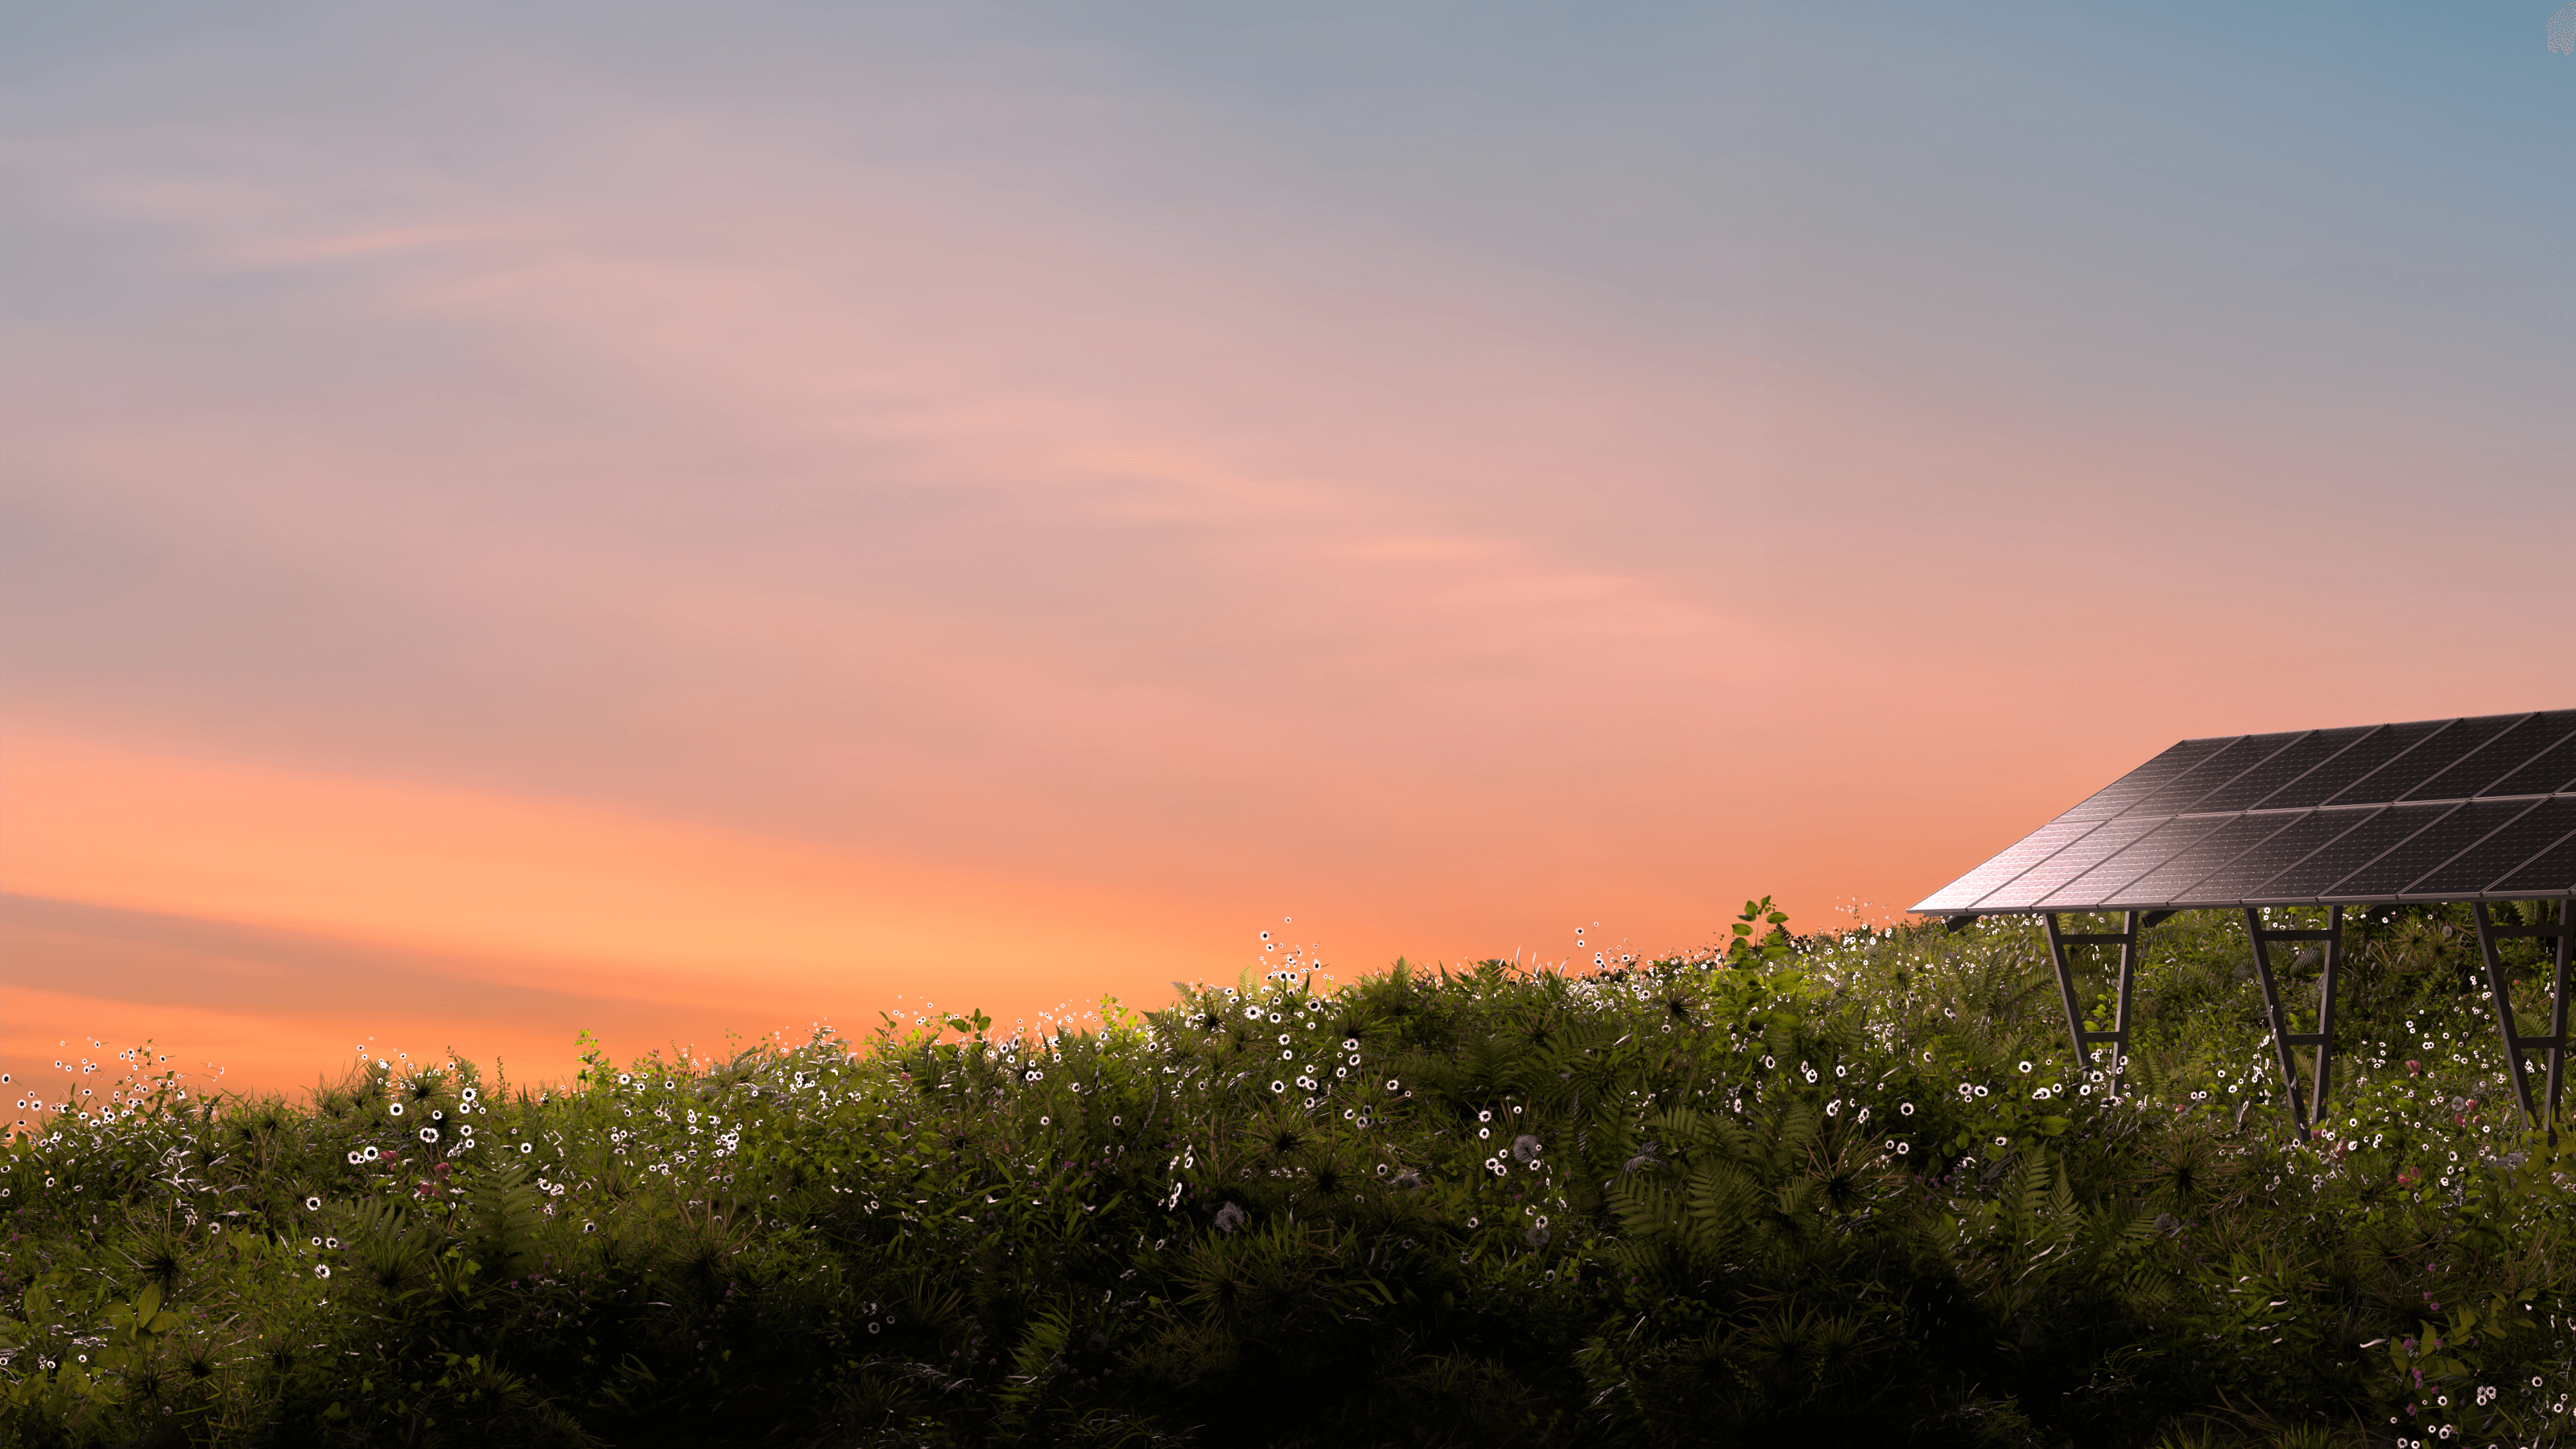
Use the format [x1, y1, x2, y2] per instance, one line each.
[2244, 906, 2343, 1138]
[2470, 902, 2573, 1131]
[2044, 910, 2140, 1096]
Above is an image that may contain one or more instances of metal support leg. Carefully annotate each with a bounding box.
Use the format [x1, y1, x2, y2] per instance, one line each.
[2470, 902, 2571, 1130]
[2244, 906, 2343, 1138]
[2046, 910, 2140, 1096]
[2548, 902, 2571, 1130]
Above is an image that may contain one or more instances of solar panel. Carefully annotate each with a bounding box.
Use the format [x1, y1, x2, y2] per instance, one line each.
[1916, 712, 2576, 914]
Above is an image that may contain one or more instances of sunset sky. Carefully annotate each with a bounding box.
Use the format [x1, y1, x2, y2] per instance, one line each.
[6, 2, 2573, 1096]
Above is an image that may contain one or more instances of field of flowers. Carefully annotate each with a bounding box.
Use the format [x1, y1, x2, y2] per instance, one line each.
[4, 898, 2574, 1447]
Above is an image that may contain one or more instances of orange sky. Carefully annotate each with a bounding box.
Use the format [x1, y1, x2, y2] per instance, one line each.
[5, 5, 2572, 1098]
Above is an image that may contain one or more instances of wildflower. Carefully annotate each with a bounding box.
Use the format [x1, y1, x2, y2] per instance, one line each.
[1212, 1202, 1248, 1234]
[1900, 1102, 1914, 1116]
[419, 1128, 440, 1143]
[304, 1195, 320, 1211]
[1271, 1080, 1286, 1093]
[388, 1103, 405, 1117]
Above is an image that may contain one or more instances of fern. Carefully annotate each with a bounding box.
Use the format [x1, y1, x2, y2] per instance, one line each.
[466, 1162, 545, 1282]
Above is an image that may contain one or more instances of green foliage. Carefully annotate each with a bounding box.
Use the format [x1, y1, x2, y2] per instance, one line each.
[4, 906, 2575, 1444]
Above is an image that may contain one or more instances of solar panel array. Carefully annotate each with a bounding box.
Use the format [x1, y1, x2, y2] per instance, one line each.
[1915, 711, 2576, 915]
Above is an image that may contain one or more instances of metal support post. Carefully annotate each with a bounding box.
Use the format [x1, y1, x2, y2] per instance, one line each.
[2045, 910, 2140, 1095]
[2243, 906, 2343, 1138]
[2470, 902, 2572, 1130]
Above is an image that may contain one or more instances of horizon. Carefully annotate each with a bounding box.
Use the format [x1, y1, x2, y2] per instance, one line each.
[6, 1, 2574, 1097]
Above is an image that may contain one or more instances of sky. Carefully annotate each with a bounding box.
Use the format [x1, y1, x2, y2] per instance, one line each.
[4, 2, 2573, 1098]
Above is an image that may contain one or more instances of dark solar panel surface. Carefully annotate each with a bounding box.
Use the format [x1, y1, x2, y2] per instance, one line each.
[1914, 712, 2576, 914]
[2262, 720, 2442, 810]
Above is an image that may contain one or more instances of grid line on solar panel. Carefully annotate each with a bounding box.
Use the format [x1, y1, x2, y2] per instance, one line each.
[2196, 809, 2384, 904]
[2401, 712, 2576, 802]
[2186, 727, 2372, 814]
[2478, 730, 2576, 799]
[1973, 818, 2169, 910]
[2401, 797, 2575, 898]
[2234, 805, 2413, 898]
[2169, 811, 2346, 904]
[2122, 734, 2299, 818]
[2493, 825, 2576, 895]
[2036, 815, 2231, 907]
[2327, 715, 2520, 806]
[1913, 819, 2105, 913]
[2056, 738, 2234, 821]
[2115, 813, 2307, 904]
[2326, 799, 2525, 898]
[2259, 721, 2435, 810]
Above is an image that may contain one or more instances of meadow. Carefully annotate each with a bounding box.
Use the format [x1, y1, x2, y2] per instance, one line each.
[4, 897, 2573, 1447]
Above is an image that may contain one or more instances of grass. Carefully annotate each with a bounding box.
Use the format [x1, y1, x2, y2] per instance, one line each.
[4, 897, 2574, 1446]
